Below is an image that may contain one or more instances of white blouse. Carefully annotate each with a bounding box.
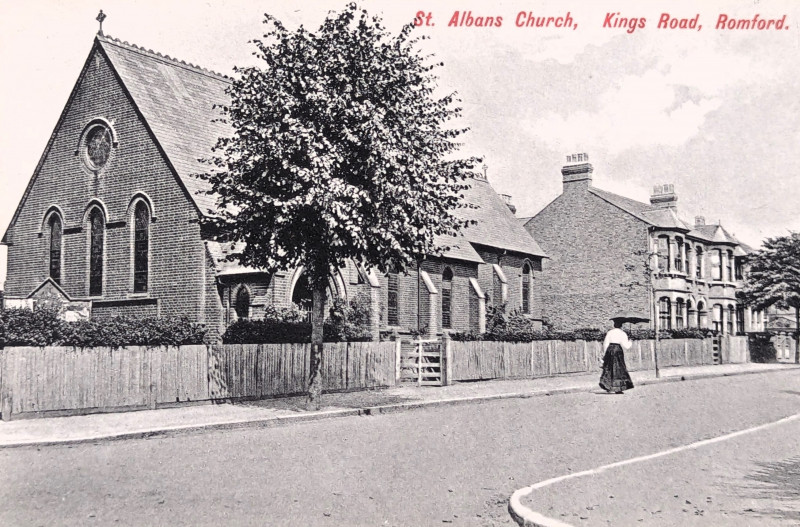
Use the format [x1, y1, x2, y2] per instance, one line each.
[603, 328, 632, 351]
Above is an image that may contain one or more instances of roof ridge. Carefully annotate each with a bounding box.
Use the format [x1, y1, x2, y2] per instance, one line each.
[99, 33, 232, 83]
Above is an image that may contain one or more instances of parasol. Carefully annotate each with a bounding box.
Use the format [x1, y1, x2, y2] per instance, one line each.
[610, 311, 650, 324]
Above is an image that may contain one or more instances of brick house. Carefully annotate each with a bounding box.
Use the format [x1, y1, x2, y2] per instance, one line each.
[524, 154, 765, 334]
[1, 34, 546, 339]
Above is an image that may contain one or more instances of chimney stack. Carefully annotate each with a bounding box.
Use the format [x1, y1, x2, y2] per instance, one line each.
[649, 183, 678, 210]
[694, 215, 705, 227]
[561, 153, 593, 192]
[500, 194, 516, 215]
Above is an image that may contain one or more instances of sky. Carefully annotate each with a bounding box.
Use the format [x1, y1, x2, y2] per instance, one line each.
[1, 0, 799, 287]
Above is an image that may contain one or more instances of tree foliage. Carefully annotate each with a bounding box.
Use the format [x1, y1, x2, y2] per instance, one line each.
[740, 232, 800, 313]
[200, 3, 479, 405]
[740, 232, 800, 363]
[201, 3, 478, 280]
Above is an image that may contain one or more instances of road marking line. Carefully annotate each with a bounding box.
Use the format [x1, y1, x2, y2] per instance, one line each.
[509, 412, 800, 527]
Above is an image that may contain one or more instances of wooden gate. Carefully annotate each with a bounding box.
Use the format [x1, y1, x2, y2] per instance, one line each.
[399, 339, 443, 386]
[774, 334, 795, 362]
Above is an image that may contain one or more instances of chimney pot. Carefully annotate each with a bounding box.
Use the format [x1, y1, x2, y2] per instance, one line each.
[649, 183, 678, 210]
[695, 215, 706, 227]
[562, 153, 593, 191]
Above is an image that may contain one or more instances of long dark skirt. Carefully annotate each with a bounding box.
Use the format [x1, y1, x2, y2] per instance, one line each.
[599, 343, 634, 393]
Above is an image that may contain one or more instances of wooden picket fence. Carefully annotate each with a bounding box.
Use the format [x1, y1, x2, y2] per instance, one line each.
[0, 342, 396, 420]
[448, 337, 748, 382]
[0, 336, 749, 420]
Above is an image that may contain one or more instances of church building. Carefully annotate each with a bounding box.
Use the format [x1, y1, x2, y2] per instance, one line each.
[1, 31, 546, 340]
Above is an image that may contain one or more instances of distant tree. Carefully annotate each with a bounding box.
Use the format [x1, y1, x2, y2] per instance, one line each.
[740, 232, 800, 363]
[202, 3, 478, 407]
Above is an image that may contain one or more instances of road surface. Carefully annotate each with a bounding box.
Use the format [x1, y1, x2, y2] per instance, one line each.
[1, 370, 798, 526]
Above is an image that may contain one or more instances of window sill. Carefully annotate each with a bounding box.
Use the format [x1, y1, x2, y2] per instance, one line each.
[127, 292, 151, 299]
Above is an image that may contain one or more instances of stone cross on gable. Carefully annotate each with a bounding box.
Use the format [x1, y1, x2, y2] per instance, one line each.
[96, 10, 107, 36]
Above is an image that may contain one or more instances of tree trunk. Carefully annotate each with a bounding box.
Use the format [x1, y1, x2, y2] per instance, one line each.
[307, 282, 327, 409]
[795, 307, 799, 365]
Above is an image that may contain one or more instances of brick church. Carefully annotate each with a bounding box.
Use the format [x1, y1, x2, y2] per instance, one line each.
[1, 32, 546, 339]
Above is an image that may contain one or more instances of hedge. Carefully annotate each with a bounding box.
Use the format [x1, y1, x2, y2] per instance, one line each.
[221, 293, 373, 344]
[449, 327, 717, 343]
[0, 307, 207, 348]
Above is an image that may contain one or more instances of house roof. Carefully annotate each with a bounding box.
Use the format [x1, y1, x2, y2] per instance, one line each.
[588, 187, 745, 247]
[98, 35, 230, 216]
[689, 224, 739, 245]
[455, 177, 547, 258]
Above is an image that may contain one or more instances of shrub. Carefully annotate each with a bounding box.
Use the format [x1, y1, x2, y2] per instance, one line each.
[222, 294, 373, 344]
[449, 325, 717, 343]
[324, 293, 372, 342]
[0, 307, 67, 347]
[0, 307, 206, 348]
[747, 332, 777, 363]
[222, 319, 312, 344]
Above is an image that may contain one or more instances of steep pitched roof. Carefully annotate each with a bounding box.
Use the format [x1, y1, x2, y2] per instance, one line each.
[100, 36, 544, 265]
[689, 224, 738, 244]
[455, 177, 546, 258]
[587, 185, 752, 252]
[97, 35, 231, 215]
[640, 208, 692, 231]
[588, 188, 653, 223]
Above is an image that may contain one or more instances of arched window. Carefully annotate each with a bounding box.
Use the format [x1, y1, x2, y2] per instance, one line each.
[235, 287, 250, 320]
[441, 267, 453, 329]
[387, 272, 399, 326]
[88, 208, 104, 296]
[674, 237, 684, 272]
[659, 297, 671, 330]
[727, 305, 735, 334]
[685, 245, 692, 278]
[133, 201, 149, 293]
[48, 214, 62, 284]
[698, 301, 708, 329]
[675, 298, 685, 329]
[695, 246, 704, 278]
[522, 262, 532, 314]
[686, 300, 695, 328]
[657, 236, 669, 272]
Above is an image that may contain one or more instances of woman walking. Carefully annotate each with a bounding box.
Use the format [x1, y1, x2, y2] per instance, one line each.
[600, 318, 635, 394]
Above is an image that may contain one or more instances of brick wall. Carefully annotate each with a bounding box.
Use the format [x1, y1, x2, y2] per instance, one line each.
[5, 46, 206, 324]
[475, 249, 544, 325]
[526, 184, 650, 330]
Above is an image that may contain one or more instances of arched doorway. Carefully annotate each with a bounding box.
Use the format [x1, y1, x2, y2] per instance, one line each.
[291, 273, 313, 312]
[288, 267, 346, 320]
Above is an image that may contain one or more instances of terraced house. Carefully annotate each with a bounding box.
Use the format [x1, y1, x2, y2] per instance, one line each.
[1, 32, 546, 339]
[524, 154, 765, 334]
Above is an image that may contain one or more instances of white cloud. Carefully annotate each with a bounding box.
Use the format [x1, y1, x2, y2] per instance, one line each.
[526, 68, 722, 154]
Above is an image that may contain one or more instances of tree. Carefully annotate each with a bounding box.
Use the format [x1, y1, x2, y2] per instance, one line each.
[740, 232, 800, 363]
[620, 247, 661, 376]
[202, 4, 478, 407]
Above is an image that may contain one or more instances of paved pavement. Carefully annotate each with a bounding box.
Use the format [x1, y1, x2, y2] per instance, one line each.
[1, 362, 795, 449]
